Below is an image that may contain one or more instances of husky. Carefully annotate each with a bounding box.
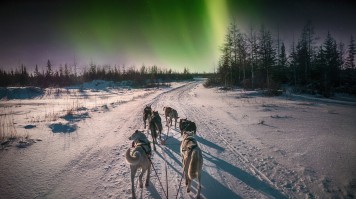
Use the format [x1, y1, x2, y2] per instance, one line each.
[179, 118, 197, 135]
[163, 106, 179, 128]
[149, 111, 163, 150]
[168, 109, 179, 128]
[125, 130, 152, 199]
[180, 132, 203, 198]
[143, 105, 152, 129]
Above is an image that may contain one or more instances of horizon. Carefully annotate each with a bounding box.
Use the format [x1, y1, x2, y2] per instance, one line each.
[1, 0, 355, 73]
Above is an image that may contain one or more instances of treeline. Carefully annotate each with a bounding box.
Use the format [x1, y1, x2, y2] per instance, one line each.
[0, 60, 193, 88]
[207, 21, 356, 97]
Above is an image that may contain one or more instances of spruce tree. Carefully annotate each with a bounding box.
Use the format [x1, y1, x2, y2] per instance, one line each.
[258, 25, 276, 89]
[346, 35, 355, 69]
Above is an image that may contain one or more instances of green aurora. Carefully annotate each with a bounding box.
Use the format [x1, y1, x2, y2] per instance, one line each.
[2, 0, 353, 73]
[59, 0, 248, 72]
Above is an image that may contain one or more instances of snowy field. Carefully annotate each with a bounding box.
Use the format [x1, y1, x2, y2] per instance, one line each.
[1, 80, 355, 199]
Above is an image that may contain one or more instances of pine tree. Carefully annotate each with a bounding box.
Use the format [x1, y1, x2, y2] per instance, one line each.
[320, 32, 340, 96]
[289, 35, 298, 86]
[346, 35, 355, 69]
[34, 64, 40, 77]
[237, 32, 248, 84]
[274, 42, 288, 83]
[218, 24, 233, 87]
[230, 22, 239, 84]
[258, 25, 276, 88]
[64, 64, 70, 78]
[46, 59, 53, 78]
[296, 20, 316, 85]
[248, 26, 259, 89]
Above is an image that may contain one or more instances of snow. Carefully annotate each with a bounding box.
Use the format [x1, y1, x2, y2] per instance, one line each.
[1, 80, 355, 198]
[0, 87, 44, 100]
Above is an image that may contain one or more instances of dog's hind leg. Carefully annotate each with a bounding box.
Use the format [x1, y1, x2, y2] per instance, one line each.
[196, 173, 201, 199]
[145, 164, 151, 186]
[150, 128, 157, 151]
[186, 179, 192, 193]
[184, 162, 189, 186]
[130, 166, 138, 199]
[143, 117, 147, 129]
[152, 140, 156, 151]
[152, 135, 157, 151]
[139, 169, 145, 188]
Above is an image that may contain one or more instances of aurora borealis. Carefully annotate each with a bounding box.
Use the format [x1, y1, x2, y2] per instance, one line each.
[0, 0, 355, 72]
[62, 0, 230, 71]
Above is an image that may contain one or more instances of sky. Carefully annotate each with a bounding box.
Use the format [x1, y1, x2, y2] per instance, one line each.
[0, 0, 355, 73]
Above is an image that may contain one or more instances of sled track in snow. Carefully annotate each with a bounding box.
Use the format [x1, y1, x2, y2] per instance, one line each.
[145, 81, 298, 198]
[174, 82, 293, 198]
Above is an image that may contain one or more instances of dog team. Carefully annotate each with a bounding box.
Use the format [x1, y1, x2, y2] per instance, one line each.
[125, 105, 203, 199]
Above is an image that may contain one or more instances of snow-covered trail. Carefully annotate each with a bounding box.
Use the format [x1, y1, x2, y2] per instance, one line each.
[1, 81, 355, 199]
[150, 82, 288, 199]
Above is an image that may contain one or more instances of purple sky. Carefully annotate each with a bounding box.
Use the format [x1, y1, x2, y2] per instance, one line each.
[0, 0, 355, 73]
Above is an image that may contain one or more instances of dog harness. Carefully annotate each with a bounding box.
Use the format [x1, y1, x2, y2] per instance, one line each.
[134, 139, 152, 157]
[181, 136, 198, 152]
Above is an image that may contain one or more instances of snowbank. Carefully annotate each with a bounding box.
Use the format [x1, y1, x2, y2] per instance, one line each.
[0, 87, 44, 100]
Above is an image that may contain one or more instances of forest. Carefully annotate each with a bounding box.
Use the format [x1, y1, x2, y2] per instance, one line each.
[0, 62, 194, 88]
[206, 21, 356, 97]
[1, 21, 356, 97]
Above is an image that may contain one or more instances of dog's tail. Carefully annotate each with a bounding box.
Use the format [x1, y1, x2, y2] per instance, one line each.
[125, 148, 141, 165]
[188, 148, 203, 180]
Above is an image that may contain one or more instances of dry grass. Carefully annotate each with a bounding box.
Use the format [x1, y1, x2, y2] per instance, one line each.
[64, 98, 83, 116]
[44, 110, 60, 122]
[0, 110, 17, 142]
[29, 115, 41, 123]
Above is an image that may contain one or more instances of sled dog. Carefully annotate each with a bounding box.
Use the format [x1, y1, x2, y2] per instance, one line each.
[180, 132, 203, 198]
[179, 118, 197, 135]
[125, 130, 152, 199]
[149, 111, 163, 150]
[143, 105, 152, 129]
[163, 106, 179, 128]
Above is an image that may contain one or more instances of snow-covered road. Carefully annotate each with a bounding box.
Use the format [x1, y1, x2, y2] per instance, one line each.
[1, 81, 355, 198]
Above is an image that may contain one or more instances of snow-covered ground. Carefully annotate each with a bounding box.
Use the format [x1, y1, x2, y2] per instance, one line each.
[1, 80, 355, 198]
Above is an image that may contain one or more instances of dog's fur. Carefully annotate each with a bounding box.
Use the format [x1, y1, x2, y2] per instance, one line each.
[126, 130, 152, 199]
[143, 105, 152, 129]
[179, 118, 197, 135]
[169, 109, 179, 128]
[149, 111, 162, 150]
[180, 132, 203, 198]
[163, 106, 179, 128]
